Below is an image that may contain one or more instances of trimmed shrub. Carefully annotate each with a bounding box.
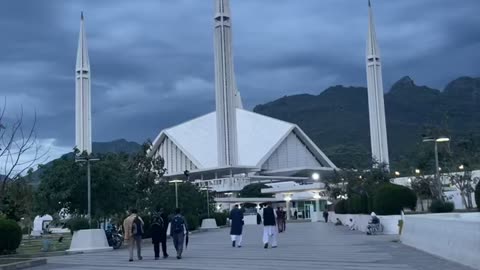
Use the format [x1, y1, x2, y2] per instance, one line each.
[347, 195, 360, 214]
[66, 217, 90, 234]
[213, 212, 228, 226]
[185, 214, 199, 231]
[334, 200, 347, 214]
[475, 182, 480, 211]
[373, 184, 417, 215]
[430, 199, 455, 213]
[360, 194, 370, 214]
[346, 195, 370, 214]
[0, 218, 22, 254]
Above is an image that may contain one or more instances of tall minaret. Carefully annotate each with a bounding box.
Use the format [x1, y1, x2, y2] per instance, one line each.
[75, 12, 92, 154]
[214, 0, 238, 166]
[366, 0, 389, 168]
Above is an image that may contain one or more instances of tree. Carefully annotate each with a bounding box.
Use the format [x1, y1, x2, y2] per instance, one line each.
[347, 163, 390, 199]
[0, 178, 34, 221]
[449, 170, 479, 209]
[475, 182, 480, 210]
[410, 175, 434, 211]
[238, 183, 272, 198]
[323, 169, 350, 202]
[148, 182, 209, 216]
[36, 153, 136, 219]
[130, 141, 166, 209]
[0, 102, 46, 204]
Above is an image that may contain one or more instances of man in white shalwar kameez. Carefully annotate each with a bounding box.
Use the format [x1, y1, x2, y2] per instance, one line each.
[261, 203, 278, 248]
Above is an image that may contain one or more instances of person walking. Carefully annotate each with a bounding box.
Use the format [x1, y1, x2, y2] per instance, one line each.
[323, 209, 329, 223]
[229, 205, 244, 247]
[170, 208, 188, 259]
[262, 203, 278, 248]
[151, 207, 168, 260]
[281, 207, 287, 232]
[123, 209, 144, 262]
[276, 207, 283, 233]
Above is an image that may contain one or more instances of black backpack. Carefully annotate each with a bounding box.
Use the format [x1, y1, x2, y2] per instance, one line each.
[172, 215, 185, 234]
[132, 216, 144, 236]
[152, 214, 165, 230]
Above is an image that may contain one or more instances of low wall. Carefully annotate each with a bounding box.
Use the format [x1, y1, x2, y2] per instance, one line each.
[328, 212, 401, 235]
[67, 229, 112, 253]
[401, 212, 480, 269]
[244, 215, 257, 225]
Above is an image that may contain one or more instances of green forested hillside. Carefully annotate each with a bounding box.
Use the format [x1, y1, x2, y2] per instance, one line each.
[254, 76, 480, 171]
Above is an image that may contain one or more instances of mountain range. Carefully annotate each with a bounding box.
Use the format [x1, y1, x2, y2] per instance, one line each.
[254, 76, 480, 169]
[29, 76, 480, 183]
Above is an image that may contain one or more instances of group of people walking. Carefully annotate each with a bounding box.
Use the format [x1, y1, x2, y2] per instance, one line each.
[122, 207, 188, 262]
[229, 202, 282, 249]
[122, 202, 288, 263]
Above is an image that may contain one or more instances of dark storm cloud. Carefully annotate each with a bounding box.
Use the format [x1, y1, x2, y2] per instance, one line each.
[0, 0, 478, 160]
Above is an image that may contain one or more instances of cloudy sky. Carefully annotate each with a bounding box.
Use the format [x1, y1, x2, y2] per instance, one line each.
[0, 0, 479, 164]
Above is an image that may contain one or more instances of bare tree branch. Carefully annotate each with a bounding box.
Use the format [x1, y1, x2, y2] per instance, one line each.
[0, 105, 47, 201]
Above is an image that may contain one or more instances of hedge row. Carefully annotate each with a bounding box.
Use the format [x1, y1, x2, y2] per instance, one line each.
[66, 217, 90, 234]
[430, 200, 455, 213]
[334, 183, 417, 215]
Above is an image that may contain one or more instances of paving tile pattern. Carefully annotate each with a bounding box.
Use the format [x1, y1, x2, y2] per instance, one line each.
[34, 222, 475, 270]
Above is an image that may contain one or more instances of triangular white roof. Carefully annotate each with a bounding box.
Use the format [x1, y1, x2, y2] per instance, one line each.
[151, 109, 335, 169]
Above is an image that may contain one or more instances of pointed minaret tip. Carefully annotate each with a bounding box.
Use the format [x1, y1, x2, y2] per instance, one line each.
[81, 11, 84, 20]
[368, 0, 371, 7]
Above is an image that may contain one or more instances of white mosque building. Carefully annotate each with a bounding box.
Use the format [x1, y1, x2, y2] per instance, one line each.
[150, 0, 389, 221]
[149, 0, 337, 219]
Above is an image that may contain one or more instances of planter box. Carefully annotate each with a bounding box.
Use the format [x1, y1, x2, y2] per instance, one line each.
[401, 213, 480, 270]
[200, 218, 218, 229]
[328, 212, 401, 235]
[67, 229, 112, 253]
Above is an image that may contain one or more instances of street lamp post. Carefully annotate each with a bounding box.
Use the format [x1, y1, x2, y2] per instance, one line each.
[422, 136, 450, 199]
[169, 180, 183, 208]
[284, 194, 292, 221]
[75, 155, 99, 227]
[200, 184, 212, 218]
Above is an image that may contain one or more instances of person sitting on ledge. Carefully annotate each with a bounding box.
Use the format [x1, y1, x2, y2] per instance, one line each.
[366, 212, 380, 235]
[334, 218, 343, 226]
[347, 218, 356, 230]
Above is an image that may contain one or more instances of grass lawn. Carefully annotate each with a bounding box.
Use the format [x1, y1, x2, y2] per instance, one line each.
[0, 258, 30, 264]
[13, 233, 72, 257]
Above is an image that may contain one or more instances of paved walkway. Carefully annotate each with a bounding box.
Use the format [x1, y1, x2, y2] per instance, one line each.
[35, 222, 473, 270]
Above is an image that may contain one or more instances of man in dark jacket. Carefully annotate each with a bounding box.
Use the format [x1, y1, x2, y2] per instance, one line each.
[262, 203, 278, 248]
[229, 205, 244, 247]
[170, 208, 187, 259]
[151, 207, 168, 259]
[323, 209, 329, 223]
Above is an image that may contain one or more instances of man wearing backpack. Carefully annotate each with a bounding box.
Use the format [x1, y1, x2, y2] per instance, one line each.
[123, 209, 144, 262]
[170, 208, 187, 259]
[151, 206, 168, 259]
